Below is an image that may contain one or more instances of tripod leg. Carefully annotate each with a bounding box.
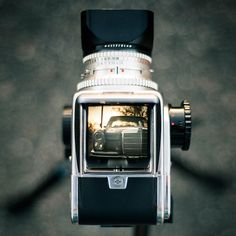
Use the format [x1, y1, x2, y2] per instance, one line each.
[133, 225, 149, 236]
[7, 160, 70, 213]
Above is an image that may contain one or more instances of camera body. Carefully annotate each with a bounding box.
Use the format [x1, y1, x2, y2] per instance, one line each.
[63, 10, 191, 226]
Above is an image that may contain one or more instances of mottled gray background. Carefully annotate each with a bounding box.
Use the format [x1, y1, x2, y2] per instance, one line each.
[0, 0, 235, 236]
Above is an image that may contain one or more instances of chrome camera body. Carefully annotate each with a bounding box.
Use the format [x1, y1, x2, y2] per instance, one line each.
[63, 10, 191, 226]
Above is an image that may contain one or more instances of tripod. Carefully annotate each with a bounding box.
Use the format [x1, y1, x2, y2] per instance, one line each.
[6, 118, 230, 236]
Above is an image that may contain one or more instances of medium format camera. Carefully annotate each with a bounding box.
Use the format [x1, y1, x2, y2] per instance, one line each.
[62, 10, 192, 226]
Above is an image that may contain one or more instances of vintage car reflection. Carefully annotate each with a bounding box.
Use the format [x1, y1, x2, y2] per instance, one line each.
[91, 116, 148, 158]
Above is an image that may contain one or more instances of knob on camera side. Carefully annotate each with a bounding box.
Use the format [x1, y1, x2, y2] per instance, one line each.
[62, 105, 72, 159]
[169, 100, 192, 150]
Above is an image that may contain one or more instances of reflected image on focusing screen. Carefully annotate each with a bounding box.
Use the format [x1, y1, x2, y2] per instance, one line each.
[86, 105, 151, 170]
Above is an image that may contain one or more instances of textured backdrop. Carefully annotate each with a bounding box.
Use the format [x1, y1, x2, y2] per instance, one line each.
[0, 0, 235, 236]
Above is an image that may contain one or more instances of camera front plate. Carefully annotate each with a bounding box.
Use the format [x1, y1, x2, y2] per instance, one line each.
[70, 88, 170, 224]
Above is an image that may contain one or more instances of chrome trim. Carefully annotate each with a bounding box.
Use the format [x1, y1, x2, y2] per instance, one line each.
[156, 175, 164, 223]
[163, 106, 171, 219]
[83, 51, 152, 63]
[151, 103, 156, 175]
[107, 176, 128, 189]
[75, 173, 158, 178]
[81, 52, 152, 81]
[71, 175, 79, 224]
[164, 175, 171, 219]
[72, 94, 79, 175]
[121, 128, 145, 156]
[82, 106, 87, 174]
[77, 78, 158, 91]
[76, 91, 159, 104]
[163, 106, 171, 174]
[156, 95, 165, 223]
[78, 51, 157, 90]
